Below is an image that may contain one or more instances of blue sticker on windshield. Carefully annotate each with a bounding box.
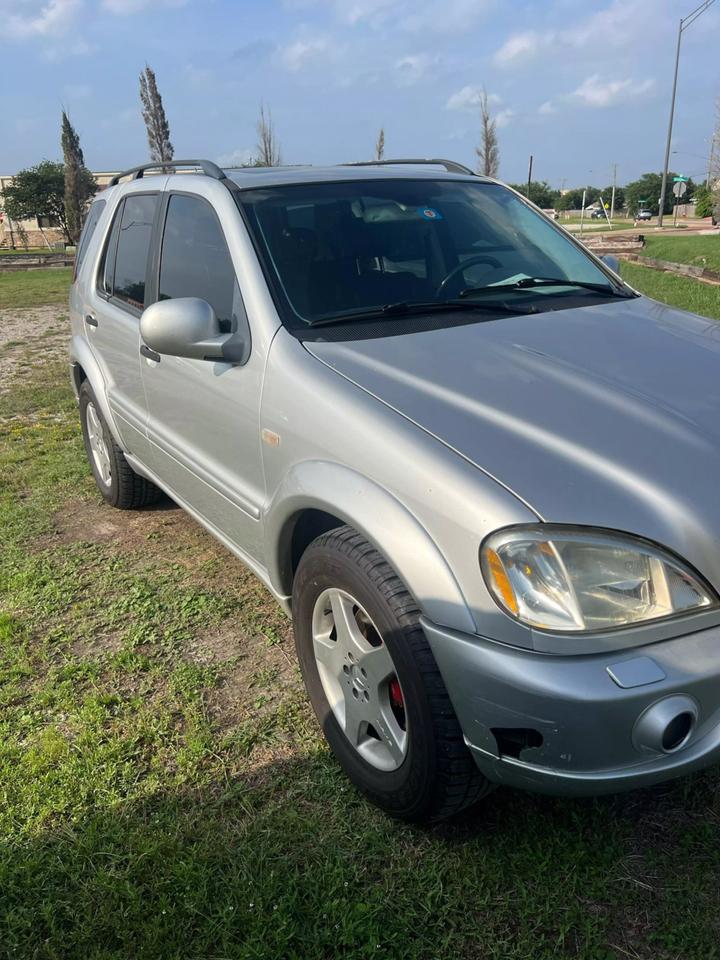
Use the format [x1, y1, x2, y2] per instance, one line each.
[417, 206, 443, 221]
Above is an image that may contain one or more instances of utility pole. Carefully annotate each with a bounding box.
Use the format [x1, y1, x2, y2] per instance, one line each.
[708, 136, 716, 188]
[610, 163, 617, 221]
[526, 155, 533, 199]
[658, 0, 716, 227]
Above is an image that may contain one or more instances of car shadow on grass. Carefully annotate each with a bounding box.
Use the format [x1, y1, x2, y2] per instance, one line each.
[2, 743, 718, 960]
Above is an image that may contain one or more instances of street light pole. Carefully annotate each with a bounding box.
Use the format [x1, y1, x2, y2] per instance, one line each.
[657, 0, 716, 227]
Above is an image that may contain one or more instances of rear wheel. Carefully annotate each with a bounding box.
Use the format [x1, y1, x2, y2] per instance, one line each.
[292, 525, 492, 821]
[79, 381, 163, 509]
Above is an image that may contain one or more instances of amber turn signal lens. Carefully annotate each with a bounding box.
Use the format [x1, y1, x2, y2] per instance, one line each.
[485, 547, 519, 616]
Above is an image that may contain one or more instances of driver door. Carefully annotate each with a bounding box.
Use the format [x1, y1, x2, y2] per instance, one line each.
[140, 191, 265, 562]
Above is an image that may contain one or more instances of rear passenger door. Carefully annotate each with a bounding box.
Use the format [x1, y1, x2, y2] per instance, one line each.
[87, 190, 161, 464]
[140, 191, 265, 562]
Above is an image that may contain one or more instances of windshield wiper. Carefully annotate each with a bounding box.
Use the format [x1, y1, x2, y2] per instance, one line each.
[459, 277, 635, 299]
[306, 299, 534, 329]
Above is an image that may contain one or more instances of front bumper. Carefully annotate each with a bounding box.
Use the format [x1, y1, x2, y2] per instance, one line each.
[421, 617, 720, 796]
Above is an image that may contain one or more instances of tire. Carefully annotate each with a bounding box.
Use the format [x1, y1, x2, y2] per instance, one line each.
[292, 525, 493, 822]
[78, 381, 163, 510]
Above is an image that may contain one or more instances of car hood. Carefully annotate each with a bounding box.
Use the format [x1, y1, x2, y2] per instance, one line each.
[306, 297, 720, 587]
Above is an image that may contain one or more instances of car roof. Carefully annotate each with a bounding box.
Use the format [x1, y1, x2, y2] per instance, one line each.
[103, 159, 493, 196]
[224, 164, 487, 190]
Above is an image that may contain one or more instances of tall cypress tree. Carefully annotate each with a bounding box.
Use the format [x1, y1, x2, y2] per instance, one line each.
[255, 103, 280, 167]
[139, 65, 174, 165]
[375, 127, 385, 161]
[61, 111, 96, 244]
[475, 89, 499, 179]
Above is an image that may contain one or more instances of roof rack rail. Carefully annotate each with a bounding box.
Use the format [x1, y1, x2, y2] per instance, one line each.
[108, 159, 226, 187]
[341, 158, 475, 176]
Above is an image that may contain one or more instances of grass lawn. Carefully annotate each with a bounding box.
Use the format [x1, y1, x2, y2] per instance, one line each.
[638, 235, 720, 273]
[2, 275, 720, 960]
[0, 247, 50, 256]
[621, 260, 720, 321]
[0, 267, 72, 310]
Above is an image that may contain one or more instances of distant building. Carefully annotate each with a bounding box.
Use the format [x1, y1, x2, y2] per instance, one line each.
[0, 170, 119, 248]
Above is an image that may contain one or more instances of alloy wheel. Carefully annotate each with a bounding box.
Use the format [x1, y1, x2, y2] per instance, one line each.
[85, 401, 112, 487]
[311, 588, 408, 771]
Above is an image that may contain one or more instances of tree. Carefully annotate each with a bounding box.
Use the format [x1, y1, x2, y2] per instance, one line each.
[555, 186, 599, 211]
[256, 103, 281, 167]
[693, 184, 713, 218]
[475, 89, 499, 178]
[712, 98, 720, 221]
[139, 65, 174, 165]
[508, 180, 558, 209]
[375, 127, 385, 161]
[1, 161, 93, 241]
[624, 172, 695, 216]
[61, 111, 96, 244]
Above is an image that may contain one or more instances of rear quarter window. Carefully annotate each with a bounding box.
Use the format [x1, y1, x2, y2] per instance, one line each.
[73, 199, 105, 279]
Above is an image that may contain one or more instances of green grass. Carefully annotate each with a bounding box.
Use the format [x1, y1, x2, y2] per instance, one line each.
[0, 267, 72, 310]
[621, 260, 720, 320]
[638, 235, 720, 273]
[2, 303, 720, 959]
[0, 247, 50, 255]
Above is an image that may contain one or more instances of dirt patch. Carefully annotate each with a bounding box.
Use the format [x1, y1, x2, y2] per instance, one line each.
[71, 629, 126, 660]
[0, 305, 69, 394]
[205, 629, 299, 734]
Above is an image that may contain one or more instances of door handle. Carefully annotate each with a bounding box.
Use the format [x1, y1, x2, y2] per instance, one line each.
[84, 313, 98, 327]
[140, 343, 161, 363]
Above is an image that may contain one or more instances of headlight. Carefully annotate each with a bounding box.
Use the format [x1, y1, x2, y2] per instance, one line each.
[481, 526, 717, 633]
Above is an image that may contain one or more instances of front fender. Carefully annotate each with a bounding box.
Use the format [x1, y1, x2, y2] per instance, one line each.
[69, 335, 123, 447]
[265, 460, 476, 634]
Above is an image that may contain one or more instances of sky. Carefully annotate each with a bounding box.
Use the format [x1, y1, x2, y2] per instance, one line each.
[1, 0, 718, 188]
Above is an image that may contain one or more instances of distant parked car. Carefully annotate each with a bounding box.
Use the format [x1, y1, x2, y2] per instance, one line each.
[590, 208, 607, 220]
[636, 209, 653, 221]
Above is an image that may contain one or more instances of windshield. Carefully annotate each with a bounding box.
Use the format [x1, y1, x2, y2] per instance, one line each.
[237, 178, 623, 330]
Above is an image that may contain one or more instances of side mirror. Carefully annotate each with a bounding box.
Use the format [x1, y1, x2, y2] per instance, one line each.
[600, 254, 620, 274]
[140, 298, 246, 363]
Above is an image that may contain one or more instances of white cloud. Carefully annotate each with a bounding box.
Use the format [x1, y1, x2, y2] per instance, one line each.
[102, 0, 187, 12]
[296, 0, 491, 34]
[402, 0, 491, 34]
[217, 147, 255, 167]
[395, 53, 438, 86]
[538, 99, 556, 115]
[341, 0, 398, 25]
[446, 85, 500, 111]
[4, 0, 81, 39]
[279, 35, 330, 70]
[494, 29, 553, 64]
[494, 0, 670, 66]
[572, 74, 654, 108]
[41, 36, 95, 59]
[495, 108, 515, 128]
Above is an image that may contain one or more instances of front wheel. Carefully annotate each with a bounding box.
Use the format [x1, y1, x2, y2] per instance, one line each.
[292, 526, 492, 821]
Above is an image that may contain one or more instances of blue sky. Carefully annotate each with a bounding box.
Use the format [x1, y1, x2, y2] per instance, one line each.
[2, 0, 718, 187]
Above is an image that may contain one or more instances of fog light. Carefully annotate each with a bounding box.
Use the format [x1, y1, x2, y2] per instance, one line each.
[632, 695, 698, 755]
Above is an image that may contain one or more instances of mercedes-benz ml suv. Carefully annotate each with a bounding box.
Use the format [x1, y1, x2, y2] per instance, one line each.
[70, 158, 720, 821]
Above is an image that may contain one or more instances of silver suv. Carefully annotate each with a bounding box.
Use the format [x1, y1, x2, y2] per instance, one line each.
[70, 158, 720, 821]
